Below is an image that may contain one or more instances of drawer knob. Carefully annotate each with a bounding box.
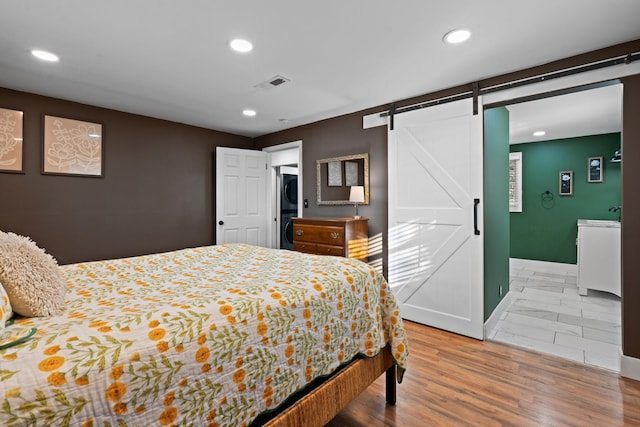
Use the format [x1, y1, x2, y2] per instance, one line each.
[330, 232, 339, 239]
[296, 229, 304, 236]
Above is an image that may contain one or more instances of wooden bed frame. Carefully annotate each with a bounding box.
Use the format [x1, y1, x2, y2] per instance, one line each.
[253, 345, 396, 427]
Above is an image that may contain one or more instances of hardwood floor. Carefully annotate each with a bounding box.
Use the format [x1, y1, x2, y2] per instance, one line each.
[327, 320, 640, 426]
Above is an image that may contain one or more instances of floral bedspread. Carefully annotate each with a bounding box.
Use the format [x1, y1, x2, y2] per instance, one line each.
[0, 243, 408, 427]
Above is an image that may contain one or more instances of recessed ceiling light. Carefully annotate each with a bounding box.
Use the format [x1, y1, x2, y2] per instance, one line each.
[31, 49, 59, 62]
[443, 29, 471, 44]
[533, 130, 546, 137]
[242, 109, 257, 117]
[230, 39, 253, 53]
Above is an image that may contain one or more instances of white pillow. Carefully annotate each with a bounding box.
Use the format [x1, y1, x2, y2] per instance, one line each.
[0, 232, 66, 317]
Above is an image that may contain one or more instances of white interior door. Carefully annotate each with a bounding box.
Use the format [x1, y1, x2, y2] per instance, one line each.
[388, 98, 484, 339]
[216, 147, 268, 246]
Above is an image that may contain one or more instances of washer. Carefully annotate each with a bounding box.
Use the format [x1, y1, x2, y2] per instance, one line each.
[281, 212, 296, 250]
[280, 174, 298, 250]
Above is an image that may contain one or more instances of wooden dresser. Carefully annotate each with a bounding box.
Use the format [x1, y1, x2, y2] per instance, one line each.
[292, 217, 368, 261]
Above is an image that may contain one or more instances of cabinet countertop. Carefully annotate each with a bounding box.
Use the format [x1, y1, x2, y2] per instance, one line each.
[577, 219, 620, 228]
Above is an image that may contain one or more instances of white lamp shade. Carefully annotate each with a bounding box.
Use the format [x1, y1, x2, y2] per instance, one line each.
[349, 186, 365, 203]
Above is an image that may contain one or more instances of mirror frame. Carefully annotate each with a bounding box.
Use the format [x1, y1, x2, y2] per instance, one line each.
[316, 153, 369, 205]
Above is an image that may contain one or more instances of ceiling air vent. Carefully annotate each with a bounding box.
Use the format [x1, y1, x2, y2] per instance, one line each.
[255, 75, 291, 90]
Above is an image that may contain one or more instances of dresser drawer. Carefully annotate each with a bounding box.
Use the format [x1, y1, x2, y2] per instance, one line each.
[293, 242, 317, 254]
[294, 224, 345, 245]
[316, 243, 344, 256]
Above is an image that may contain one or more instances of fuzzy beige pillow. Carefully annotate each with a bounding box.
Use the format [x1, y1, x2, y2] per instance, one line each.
[0, 232, 66, 316]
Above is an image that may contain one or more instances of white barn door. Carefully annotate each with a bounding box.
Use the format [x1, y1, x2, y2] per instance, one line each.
[388, 98, 484, 339]
[216, 147, 268, 246]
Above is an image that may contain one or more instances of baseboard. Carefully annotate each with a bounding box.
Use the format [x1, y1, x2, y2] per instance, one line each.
[620, 352, 640, 381]
[484, 292, 512, 339]
[510, 258, 578, 275]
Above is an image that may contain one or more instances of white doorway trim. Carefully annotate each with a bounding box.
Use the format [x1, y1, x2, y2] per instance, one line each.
[263, 141, 303, 249]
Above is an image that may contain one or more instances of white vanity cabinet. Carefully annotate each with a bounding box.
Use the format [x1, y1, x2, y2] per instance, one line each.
[577, 219, 621, 297]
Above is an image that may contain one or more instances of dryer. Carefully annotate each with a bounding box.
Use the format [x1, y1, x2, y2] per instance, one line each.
[280, 173, 298, 250]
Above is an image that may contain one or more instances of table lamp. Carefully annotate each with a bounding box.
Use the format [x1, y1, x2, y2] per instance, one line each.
[349, 186, 365, 219]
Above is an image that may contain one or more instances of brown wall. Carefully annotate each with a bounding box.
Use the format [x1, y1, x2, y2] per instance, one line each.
[0, 88, 253, 264]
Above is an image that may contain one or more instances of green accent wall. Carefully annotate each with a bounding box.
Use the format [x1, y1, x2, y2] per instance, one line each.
[484, 107, 510, 321]
[510, 133, 621, 264]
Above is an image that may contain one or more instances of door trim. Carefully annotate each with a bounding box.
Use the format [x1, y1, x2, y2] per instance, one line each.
[263, 141, 303, 248]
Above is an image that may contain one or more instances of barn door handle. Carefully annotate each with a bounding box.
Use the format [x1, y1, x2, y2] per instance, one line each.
[473, 198, 480, 235]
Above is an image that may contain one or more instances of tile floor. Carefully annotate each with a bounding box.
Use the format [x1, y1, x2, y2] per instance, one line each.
[488, 264, 621, 371]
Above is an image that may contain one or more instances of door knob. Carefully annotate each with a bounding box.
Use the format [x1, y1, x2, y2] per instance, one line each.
[218, 220, 224, 225]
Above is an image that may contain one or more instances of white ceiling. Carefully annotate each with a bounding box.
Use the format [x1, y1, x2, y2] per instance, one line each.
[507, 83, 623, 144]
[0, 1, 639, 138]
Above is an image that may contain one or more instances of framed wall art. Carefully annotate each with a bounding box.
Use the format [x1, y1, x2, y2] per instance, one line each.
[316, 153, 369, 205]
[344, 160, 359, 186]
[327, 160, 342, 186]
[0, 107, 24, 173]
[43, 115, 104, 177]
[509, 152, 522, 212]
[559, 170, 573, 196]
[587, 156, 603, 183]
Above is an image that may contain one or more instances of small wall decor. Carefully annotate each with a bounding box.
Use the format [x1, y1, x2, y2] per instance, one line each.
[327, 160, 342, 186]
[43, 115, 104, 177]
[559, 170, 573, 196]
[0, 107, 24, 173]
[587, 156, 603, 183]
[344, 161, 359, 186]
[509, 152, 522, 212]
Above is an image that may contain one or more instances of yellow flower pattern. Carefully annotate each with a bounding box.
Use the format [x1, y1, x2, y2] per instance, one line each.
[0, 243, 408, 426]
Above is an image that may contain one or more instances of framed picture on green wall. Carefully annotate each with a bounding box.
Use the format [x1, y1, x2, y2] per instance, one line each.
[509, 152, 522, 212]
[588, 156, 603, 183]
[559, 170, 573, 195]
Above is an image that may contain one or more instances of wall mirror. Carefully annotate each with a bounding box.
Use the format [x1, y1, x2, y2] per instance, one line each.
[316, 153, 369, 205]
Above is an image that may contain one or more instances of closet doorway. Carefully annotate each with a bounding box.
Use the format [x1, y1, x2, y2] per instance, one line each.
[263, 141, 303, 250]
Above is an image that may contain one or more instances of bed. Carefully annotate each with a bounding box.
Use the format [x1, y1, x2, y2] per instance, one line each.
[0, 243, 408, 427]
